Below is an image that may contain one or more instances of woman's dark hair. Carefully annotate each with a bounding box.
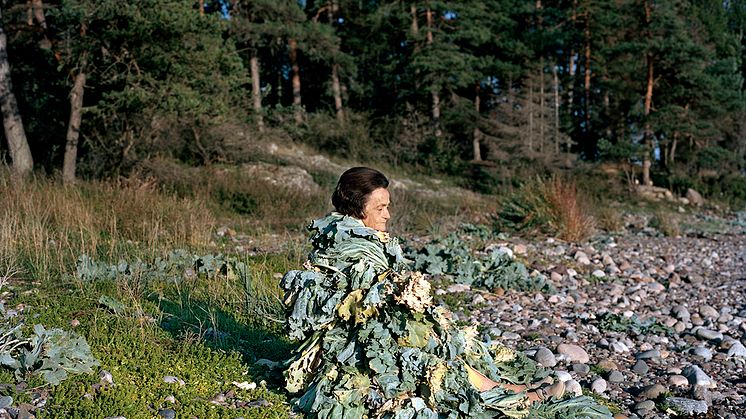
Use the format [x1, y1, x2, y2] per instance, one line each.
[332, 167, 389, 218]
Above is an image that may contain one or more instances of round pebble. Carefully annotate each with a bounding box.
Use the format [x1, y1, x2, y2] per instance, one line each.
[591, 378, 607, 394]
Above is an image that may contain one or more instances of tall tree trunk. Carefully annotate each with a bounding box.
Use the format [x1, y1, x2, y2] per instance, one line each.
[539, 60, 545, 154]
[250, 52, 264, 132]
[410, 4, 419, 35]
[425, 6, 441, 137]
[642, 0, 653, 186]
[528, 77, 534, 152]
[63, 59, 86, 184]
[288, 38, 303, 123]
[0, 8, 33, 178]
[603, 77, 611, 140]
[331, 64, 344, 122]
[670, 132, 678, 165]
[567, 0, 577, 154]
[583, 13, 592, 151]
[553, 63, 560, 154]
[327, 2, 344, 122]
[472, 83, 482, 162]
[198, 0, 205, 16]
[31, 0, 46, 28]
[642, 54, 654, 186]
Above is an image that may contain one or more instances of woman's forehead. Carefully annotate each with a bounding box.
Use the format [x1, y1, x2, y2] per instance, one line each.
[367, 188, 390, 204]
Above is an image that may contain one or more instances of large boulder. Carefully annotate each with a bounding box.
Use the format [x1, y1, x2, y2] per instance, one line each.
[685, 188, 704, 206]
[636, 185, 675, 202]
[239, 163, 321, 195]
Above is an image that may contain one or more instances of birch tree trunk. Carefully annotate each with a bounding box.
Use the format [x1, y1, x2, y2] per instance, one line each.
[250, 53, 264, 132]
[288, 38, 303, 123]
[63, 61, 86, 184]
[0, 7, 33, 178]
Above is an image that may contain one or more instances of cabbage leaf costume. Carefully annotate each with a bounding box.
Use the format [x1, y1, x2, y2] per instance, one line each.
[282, 213, 612, 418]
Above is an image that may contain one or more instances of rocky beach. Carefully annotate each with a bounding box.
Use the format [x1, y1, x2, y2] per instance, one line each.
[437, 212, 746, 418]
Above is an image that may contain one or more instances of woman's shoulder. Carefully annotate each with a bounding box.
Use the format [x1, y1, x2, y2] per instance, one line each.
[308, 212, 406, 265]
[309, 212, 386, 244]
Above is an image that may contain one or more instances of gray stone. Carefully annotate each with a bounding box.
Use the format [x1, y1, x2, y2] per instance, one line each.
[664, 397, 708, 415]
[574, 251, 591, 265]
[640, 383, 667, 399]
[502, 332, 521, 340]
[555, 371, 573, 382]
[637, 349, 661, 360]
[672, 305, 691, 321]
[691, 386, 712, 405]
[591, 378, 607, 394]
[699, 305, 719, 319]
[99, 370, 114, 385]
[685, 188, 704, 206]
[557, 343, 590, 363]
[592, 269, 606, 278]
[535, 347, 557, 368]
[632, 360, 649, 375]
[239, 163, 321, 194]
[727, 341, 746, 358]
[158, 409, 176, 419]
[446, 284, 471, 293]
[635, 400, 656, 412]
[682, 365, 715, 388]
[691, 346, 712, 362]
[472, 294, 486, 305]
[696, 328, 723, 341]
[163, 376, 185, 386]
[572, 363, 590, 376]
[608, 371, 624, 383]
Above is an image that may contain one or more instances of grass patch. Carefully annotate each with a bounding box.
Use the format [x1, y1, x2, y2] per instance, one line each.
[582, 389, 623, 415]
[648, 210, 681, 237]
[2, 250, 294, 417]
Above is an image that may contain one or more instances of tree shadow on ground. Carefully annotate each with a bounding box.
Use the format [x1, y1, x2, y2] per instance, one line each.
[154, 296, 295, 388]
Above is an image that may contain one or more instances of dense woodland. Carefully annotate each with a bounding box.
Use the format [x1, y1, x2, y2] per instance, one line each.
[1, 0, 745, 201]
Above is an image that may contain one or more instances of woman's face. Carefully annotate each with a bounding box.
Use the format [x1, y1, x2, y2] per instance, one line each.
[361, 187, 391, 231]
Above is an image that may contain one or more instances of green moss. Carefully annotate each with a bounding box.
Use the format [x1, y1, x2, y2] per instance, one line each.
[4, 256, 293, 418]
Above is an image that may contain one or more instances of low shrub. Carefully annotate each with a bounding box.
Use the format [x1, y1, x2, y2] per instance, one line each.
[497, 175, 595, 242]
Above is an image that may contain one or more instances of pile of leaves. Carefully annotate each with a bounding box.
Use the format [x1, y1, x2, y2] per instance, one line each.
[405, 227, 552, 293]
[281, 213, 611, 418]
[76, 250, 239, 284]
[0, 282, 98, 413]
[0, 323, 98, 386]
[76, 250, 282, 322]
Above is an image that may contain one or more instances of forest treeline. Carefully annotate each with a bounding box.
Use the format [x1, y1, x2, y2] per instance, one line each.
[1, 0, 744, 200]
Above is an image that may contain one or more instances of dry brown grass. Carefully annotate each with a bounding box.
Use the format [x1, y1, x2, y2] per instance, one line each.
[0, 169, 214, 280]
[498, 175, 595, 242]
[541, 176, 596, 242]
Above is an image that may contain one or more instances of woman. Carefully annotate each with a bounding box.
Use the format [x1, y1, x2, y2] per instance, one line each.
[281, 167, 610, 418]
